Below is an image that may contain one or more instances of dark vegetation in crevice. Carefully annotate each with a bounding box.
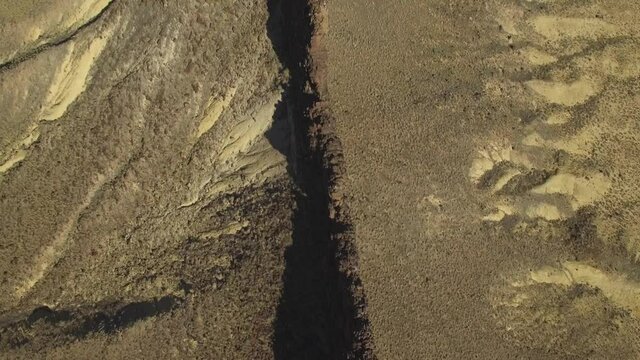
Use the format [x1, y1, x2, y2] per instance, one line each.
[266, 1, 375, 359]
[0, 296, 181, 350]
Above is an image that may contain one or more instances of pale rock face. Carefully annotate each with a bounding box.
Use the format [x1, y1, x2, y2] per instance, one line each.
[0, 0, 112, 66]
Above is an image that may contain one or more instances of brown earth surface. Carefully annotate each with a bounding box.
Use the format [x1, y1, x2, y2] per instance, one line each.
[2, 0, 640, 359]
[329, 0, 640, 359]
[1, 1, 295, 358]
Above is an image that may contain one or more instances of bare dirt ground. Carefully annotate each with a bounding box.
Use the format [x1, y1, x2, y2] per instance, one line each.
[0, 1, 297, 358]
[329, 0, 640, 358]
[3, 0, 640, 359]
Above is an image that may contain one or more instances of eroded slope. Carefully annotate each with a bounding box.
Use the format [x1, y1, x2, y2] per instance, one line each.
[0, 1, 294, 358]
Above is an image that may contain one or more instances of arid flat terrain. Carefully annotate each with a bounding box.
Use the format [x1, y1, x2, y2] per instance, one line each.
[2, 0, 640, 359]
[329, 0, 640, 358]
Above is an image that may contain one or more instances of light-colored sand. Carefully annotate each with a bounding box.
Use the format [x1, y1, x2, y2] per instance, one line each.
[523, 127, 597, 156]
[469, 142, 532, 183]
[524, 202, 563, 221]
[217, 94, 281, 162]
[531, 16, 619, 41]
[522, 47, 557, 66]
[545, 111, 571, 125]
[528, 262, 640, 317]
[526, 78, 599, 106]
[40, 28, 112, 121]
[492, 168, 521, 193]
[574, 42, 640, 80]
[200, 220, 249, 240]
[196, 87, 238, 138]
[180, 93, 287, 209]
[0, 24, 113, 181]
[0, 150, 27, 174]
[495, 5, 524, 35]
[0, 127, 39, 178]
[531, 173, 610, 210]
[0, 0, 112, 66]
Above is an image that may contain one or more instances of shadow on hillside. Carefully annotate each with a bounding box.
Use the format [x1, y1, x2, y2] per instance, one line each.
[265, 1, 366, 359]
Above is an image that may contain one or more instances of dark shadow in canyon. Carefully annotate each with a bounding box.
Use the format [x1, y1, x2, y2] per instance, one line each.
[266, 1, 374, 359]
[0, 296, 181, 350]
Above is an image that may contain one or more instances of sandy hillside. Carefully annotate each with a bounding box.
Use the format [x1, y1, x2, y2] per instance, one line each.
[0, 1, 296, 358]
[3, 0, 640, 359]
